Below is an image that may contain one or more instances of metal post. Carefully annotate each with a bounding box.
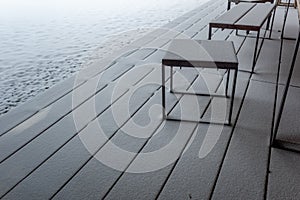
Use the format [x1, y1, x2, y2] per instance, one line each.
[269, 6, 277, 39]
[281, 0, 291, 39]
[225, 69, 230, 98]
[272, 24, 300, 145]
[252, 30, 260, 73]
[271, 0, 292, 144]
[228, 69, 238, 125]
[170, 66, 173, 92]
[227, 1, 231, 10]
[162, 64, 166, 119]
[266, 15, 271, 31]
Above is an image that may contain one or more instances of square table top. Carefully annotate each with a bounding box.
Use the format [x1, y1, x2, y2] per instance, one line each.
[162, 39, 238, 69]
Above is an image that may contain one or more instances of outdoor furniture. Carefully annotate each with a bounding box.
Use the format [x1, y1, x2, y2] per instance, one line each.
[209, 3, 276, 73]
[277, 0, 297, 8]
[227, 0, 274, 10]
[161, 39, 238, 125]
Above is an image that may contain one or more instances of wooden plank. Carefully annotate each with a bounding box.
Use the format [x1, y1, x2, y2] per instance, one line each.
[276, 86, 300, 144]
[211, 81, 275, 200]
[105, 122, 198, 200]
[267, 148, 300, 199]
[144, 37, 171, 49]
[172, 22, 193, 32]
[192, 26, 210, 40]
[227, 32, 247, 53]
[168, 71, 223, 121]
[235, 36, 260, 72]
[191, 2, 227, 33]
[282, 8, 299, 39]
[251, 34, 281, 83]
[142, 50, 167, 63]
[291, 45, 300, 87]
[234, 4, 275, 30]
[175, 30, 198, 39]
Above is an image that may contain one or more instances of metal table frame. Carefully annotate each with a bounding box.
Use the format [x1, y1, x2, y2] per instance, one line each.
[209, 3, 276, 73]
[161, 40, 238, 126]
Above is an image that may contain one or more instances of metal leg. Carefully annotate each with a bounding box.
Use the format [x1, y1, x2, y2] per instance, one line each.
[269, 7, 277, 39]
[252, 30, 260, 73]
[225, 69, 230, 98]
[162, 64, 166, 119]
[208, 26, 212, 40]
[228, 69, 238, 125]
[227, 1, 231, 10]
[170, 66, 174, 92]
[272, 23, 300, 145]
[266, 15, 271, 30]
[281, 0, 291, 39]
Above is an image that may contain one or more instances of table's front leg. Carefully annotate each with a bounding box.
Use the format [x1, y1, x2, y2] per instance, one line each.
[225, 69, 230, 98]
[170, 66, 173, 93]
[162, 64, 166, 119]
[208, 25, 212, 40]
[269, 7, 277, 39]
[228, 69, 238, 125]
[252, 30, 260, 73]
[227, 0, 231, 10]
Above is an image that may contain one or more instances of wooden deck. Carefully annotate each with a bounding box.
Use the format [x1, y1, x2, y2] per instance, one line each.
[0, 0, 300, 199]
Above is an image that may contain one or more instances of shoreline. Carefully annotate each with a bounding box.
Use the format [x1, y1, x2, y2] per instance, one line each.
[0, 28, 151, 116]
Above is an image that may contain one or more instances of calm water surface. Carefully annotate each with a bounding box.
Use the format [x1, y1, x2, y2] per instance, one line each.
[0, 0, 207, 115]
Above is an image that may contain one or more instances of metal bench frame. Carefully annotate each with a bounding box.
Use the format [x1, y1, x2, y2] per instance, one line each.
[209, 3, 276, 73]
[161, 39, 238, 126]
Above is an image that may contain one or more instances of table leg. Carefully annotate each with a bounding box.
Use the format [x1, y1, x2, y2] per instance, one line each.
[225, 69, 230, 98]
[170, 66, 173, 93]
[252, 30, 260, 73]
[228, 69, 238, 125]
[208, 25, 212, 40]
[266, 15, 271, 31]
[162, 64, 166, 119]
[269, 7, 277, 39]
[227, 1, 231, 10]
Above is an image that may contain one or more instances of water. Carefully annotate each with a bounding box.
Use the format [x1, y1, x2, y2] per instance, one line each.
[0, 0, 208, 115]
